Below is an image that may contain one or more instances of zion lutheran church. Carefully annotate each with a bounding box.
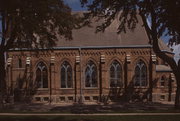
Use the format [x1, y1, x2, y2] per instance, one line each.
[6, 12, 176, 104]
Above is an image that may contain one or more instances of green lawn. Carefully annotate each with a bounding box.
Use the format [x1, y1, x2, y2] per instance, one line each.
[1, 115, 180, 121]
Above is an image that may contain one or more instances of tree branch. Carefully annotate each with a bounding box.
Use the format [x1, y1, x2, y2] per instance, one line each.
[4, 25, 17, 51]
[150, 8, 178, 73]
[139, 12, 152, 44]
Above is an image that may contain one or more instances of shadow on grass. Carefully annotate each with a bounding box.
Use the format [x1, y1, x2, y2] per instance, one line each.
[49, 102, 177, 114]
[0, 116, 104, 121]
[2, 101, 180, 113]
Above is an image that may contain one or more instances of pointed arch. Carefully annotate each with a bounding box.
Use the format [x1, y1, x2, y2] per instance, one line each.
[18, 58, 22, 68]
[134, 59, 147, 87]
[160, 75, 166, 87]
[85, 60, 98, 87]
[109, 60, 123, 87]
[60, 61, 73, 88]
[35, 61, 48, 88]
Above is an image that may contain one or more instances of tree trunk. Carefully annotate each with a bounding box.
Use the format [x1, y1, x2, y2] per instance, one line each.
[0, 51, 6, 108]
[175, 63, 180, 109]
[147, 10, 180, 108]
[175, 85, 180, 109]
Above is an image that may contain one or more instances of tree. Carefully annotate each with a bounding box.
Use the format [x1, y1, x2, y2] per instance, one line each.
[0, 0, 79, 107]
[81, 0, 180, 108]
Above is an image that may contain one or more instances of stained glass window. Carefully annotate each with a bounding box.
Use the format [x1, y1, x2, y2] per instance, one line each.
[109, 60, 123, 87]
[85, 60, 97, 87]
[61, 61, 73, 88]
[134, 60, 147, 87]
[36, 62, 48, 88]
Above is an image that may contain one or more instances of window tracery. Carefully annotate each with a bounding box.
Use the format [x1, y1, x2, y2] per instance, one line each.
[85, 60, 97, 87]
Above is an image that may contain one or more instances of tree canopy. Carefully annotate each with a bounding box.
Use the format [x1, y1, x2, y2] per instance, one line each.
[0, 0, 79, 50]
[0, 0, 80, 108]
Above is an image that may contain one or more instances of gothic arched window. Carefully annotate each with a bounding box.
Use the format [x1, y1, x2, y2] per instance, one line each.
[36, 62, 48, 88]
[134, 60, 147, 87]
[61, 61, 73, 88]
[18, 58, 22, 68]
[109, 60, 123, 87]
[85, 60, 97, 87]
[160, 75, 166, 87]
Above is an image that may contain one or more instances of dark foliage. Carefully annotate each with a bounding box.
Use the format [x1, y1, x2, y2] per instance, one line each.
[0, 0, 80, 50]
[0, 0, 80, 108]
[81, 0, 180, 108]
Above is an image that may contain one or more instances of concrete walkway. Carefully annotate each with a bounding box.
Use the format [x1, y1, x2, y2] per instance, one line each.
[0, 113, 180, 116]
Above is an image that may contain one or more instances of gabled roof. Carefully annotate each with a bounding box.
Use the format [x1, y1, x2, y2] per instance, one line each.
[56, 12, 150, 47]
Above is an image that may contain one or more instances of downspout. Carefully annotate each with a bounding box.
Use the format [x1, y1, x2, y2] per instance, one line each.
[149, 48, 153, 102]
[79, 48, 83, 103]
[49, 64, 52, 105]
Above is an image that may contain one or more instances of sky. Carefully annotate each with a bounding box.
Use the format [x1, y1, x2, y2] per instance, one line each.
[64, 0, 87, 11]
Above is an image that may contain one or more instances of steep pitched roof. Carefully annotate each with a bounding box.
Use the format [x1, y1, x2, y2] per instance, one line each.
[158, 39, 172, 53]
[56, 12, 150, 47]
[156, 65, 172, 72]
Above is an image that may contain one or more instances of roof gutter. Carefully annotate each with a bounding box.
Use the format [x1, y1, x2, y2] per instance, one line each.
[8, 45, 152, 51]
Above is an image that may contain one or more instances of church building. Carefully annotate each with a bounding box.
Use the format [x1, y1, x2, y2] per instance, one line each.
[6, 13, 176, 104]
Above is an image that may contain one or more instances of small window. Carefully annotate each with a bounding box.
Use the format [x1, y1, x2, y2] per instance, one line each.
[68, 97, 73, 101]
[84, 96, 90, 101]
[93, 96, 98, 101]
[160, 76, 166, 87]
[160, 95, 165, 100]
[44, 97, 49, 102]
[60, 97, 65, 102]
[160, 81, 165, 87]
[35, 97, 41, 102]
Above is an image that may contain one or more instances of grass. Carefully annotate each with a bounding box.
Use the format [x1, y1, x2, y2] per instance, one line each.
[0, 109, 179, 114]
[1, 115, 180, 121]
[1, 109, 180, 114]
[1, 105, 180, 114]
[1, 102, 180, 114]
